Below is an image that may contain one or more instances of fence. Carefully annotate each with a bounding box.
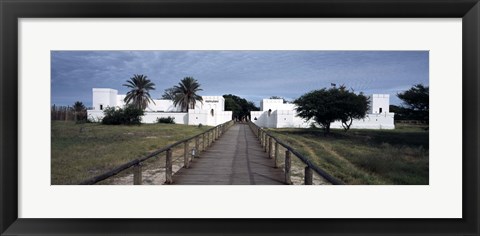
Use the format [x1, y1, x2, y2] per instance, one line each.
[51, 105, 90, 121]
[248, 121, 344, 185]
[80, 120, 235, 185]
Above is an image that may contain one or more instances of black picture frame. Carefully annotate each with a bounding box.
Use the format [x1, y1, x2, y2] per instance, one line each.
[1, 0, 479, 235]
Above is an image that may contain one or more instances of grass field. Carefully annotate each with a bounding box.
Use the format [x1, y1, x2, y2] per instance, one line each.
[268, 124, 429, 185]
[51, 121, 211, 185]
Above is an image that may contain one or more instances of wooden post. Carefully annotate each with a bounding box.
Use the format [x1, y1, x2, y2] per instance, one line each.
[165, 149, 173, 184]
[133, 164, 142, 185]
[285, 150, 292, 185]
[305, 166, 313, 185]
[260, 130, 264, 146]
[264, 134, 268, 152]
[264, 133, 268, 151]
[209, 130, 212, 145]
[268, 137, 273, 158]
[274, 142, 279, 168]
[195, 137, 199, 157]
[206, 131, 210, 147]
[184, 141, 190, 168]
[262, 131, 265, 146]
[210, 130, 213, 145]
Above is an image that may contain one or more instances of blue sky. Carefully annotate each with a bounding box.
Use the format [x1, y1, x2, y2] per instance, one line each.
[51, 50, 428, 107]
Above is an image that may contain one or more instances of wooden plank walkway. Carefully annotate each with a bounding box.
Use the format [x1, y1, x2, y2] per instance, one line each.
[173, 123, 286, 185]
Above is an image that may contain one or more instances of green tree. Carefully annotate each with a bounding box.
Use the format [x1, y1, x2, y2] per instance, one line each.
[161, 87, 176, 100]
[390, 105, 412, 121]
[223, 94, 259, 121]
[122, 74, 156, 110]
[397, 84, 429, 123]
[337, 88, 369, 131]
[172, 77, 203, 112]
[101, 105, 144, 125]
[72, 101, 87, 122]
[294, 86, 368, 134]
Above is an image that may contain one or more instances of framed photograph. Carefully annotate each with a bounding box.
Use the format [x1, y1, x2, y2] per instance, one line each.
[1, 0, 479, 235]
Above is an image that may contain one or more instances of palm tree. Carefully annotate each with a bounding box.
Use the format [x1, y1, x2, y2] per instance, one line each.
[172, 77, 203, 112]
[122, 74, 156, 110]
[72, 101, 86, 121]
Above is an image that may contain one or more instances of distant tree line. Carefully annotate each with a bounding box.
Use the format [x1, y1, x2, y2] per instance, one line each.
[223, 94, 259, 121]
[51, 101, 89, 122]
[391, 84, 429, 124]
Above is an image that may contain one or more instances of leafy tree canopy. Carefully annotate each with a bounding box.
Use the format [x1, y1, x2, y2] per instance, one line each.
[223, 94, 259, 121]
[396, 84, 429, 123]
[101, 105, 144, 125]
[294, 86, 369, 133]
[161, 87, 176, 100]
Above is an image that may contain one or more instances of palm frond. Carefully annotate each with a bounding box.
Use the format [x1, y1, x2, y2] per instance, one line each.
[122, 74, 156, 110]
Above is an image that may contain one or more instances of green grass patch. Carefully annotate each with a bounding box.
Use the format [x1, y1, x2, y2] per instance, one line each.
[51, 121, 211, 185]
[268, 125, 428, 185]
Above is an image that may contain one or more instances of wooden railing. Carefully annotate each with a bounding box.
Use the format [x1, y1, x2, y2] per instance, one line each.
[80, 120, 235, 185]
[248, 121, 344, 185]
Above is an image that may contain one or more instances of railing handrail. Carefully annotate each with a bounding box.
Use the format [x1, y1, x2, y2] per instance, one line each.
[79, 120, 234, 185]
[248, 121, 344, 185]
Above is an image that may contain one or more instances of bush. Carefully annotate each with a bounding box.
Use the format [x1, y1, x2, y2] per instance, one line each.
[101, 105, 144, 125]
[198, 123, 203, 128]
[157, 116, 175, 124]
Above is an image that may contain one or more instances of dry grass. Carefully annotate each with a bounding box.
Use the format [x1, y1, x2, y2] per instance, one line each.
[51, 121, 211, 185]
[268, 124, 429, 185]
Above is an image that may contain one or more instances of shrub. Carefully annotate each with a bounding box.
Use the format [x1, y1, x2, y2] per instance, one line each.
[198, 123, 203, 128]
[101, 105, 144, 125]
[157, 116, 175, 124]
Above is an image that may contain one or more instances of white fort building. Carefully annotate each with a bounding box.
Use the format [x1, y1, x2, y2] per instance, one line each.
[87, 88, 232, 126]
[250, 94, 395, 129]
[87, 88, 394, 129]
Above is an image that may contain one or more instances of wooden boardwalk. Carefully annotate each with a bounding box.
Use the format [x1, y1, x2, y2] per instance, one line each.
[173, 123, 286, 185]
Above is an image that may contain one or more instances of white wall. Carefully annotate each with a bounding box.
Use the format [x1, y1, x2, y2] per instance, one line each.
[251, 111, 265, 127]
[143, 112, 188, 124]
[213, 111, 233, 126]
[146, 100, 181, 112]
[187, 110, 209, 126]
[260, 99, 294, 112]
[88, 88, 231, 126]
[330, 113, 395, 130]
[371, 94, 390, 114]
[251, 94, 395, 130]
[201, 96, 225, 111]
[116, 94, 126, 108]
[92, 88, 118, 111]
[275, 110, 296, 128]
